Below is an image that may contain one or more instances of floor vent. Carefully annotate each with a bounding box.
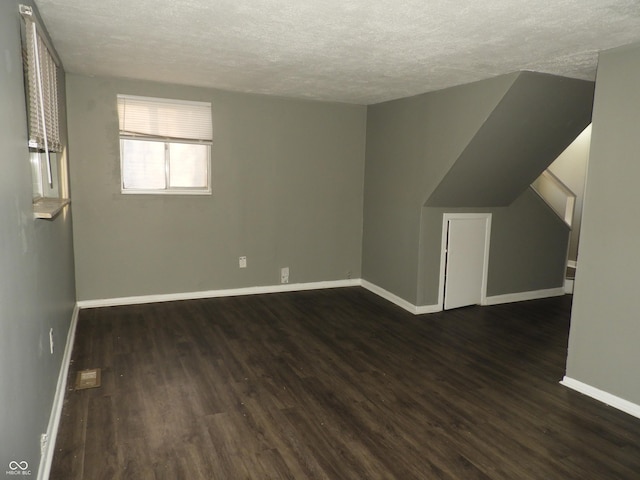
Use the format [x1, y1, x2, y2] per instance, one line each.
[75, 368, 101, 390]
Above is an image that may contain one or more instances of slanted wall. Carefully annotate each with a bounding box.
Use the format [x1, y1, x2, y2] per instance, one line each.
[363, 73, 518, 304]
[363, 72, 590, 307]
[426, 72, 594, 207]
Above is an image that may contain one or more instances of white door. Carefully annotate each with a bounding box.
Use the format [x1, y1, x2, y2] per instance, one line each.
[443, 215, 490, 310]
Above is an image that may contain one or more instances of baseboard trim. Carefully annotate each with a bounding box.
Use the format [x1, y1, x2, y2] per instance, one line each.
[560, 376, 640, 420]
[77, 279, 362, 309]
[38, 303, 80, 480]
[77, 281, 565, 315]
[564, 278, 574, 294]
[361, 280, 441, 315]
[484, 287, 565, 306]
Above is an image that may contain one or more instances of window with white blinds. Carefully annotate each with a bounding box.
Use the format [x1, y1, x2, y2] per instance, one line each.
[20, 4, 63, 202]
[117, 95, 213, 194]
[21, 5, 61, 153]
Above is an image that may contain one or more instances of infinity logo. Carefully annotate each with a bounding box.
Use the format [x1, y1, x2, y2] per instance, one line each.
[8, 461, 29, 471]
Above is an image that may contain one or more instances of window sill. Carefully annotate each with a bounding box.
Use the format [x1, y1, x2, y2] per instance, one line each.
[33, 197, 70, 220]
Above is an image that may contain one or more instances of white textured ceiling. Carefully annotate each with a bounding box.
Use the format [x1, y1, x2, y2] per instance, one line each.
[34, 0, 640, 104]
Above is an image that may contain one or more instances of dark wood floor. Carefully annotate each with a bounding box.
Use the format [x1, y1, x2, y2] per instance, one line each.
[51, 288, 640, 479]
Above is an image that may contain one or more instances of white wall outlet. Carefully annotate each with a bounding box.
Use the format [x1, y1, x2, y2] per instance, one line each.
[49, 328, 54, 355]
[239, 256, 247, 268]
[281, 267, 289, 284]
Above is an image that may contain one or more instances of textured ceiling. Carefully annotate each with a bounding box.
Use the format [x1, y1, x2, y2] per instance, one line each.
[34, 0, 640, 104]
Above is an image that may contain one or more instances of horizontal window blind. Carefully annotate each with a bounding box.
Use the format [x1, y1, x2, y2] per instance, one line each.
[21, 5, 61, 153]
[117, 95, 212, 143]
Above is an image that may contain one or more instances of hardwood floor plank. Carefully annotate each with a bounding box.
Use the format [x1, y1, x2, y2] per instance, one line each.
[82, 394, 118, 480]
[51, 288, 640, 479]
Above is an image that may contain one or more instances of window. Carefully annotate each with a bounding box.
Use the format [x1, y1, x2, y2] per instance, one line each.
[117, 95, 213, 194]
[20, 4, 69, 218]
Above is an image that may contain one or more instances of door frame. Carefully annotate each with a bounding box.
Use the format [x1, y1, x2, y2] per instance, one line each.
[437, 213, 492, 309]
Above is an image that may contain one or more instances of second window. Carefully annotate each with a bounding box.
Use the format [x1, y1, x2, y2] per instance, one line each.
[117, 94, 213, 194]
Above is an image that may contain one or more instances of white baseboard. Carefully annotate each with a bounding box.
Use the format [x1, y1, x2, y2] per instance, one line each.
[38, 304, 80, 480]
[564, 278, 574, 294]
[561, 376, 640, 420]
[415, 303, 443, 315]
[77, 279, 361, 309]
[484, 287, 565, 306]
[361, 280, 441, 315]
[77, 280, 566, 315]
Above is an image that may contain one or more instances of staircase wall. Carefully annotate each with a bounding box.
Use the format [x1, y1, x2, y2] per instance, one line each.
[426, 72, 594, 207]
[363, 71, 589, 307]
[363, 73, 518, 304]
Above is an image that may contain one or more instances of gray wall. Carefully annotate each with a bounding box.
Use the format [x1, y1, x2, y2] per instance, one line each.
[566, 43, 640, 405]
[0, 1, 76, 476]
[363, 72, 570, 306]
[67, 75, 366, 301]
[363, 73, 517, 303]
[418, 190, 569, 305]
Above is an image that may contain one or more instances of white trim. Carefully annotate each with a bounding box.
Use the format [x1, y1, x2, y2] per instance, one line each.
[484, 287, 565, 305]
[361, 280, 441, 315]
[78, 279, 446, 316]
[567, 260, 577, 268]
[38, 304, 80, 480]
[77, 279, 361, 309]
[438, 213, 492, 309]
[564, 278, 574, 294]
[76, 279, 567, 316]
[415, 304, 443, 315]
[561, 377, 640, 420]
[437, 217, 448, 308]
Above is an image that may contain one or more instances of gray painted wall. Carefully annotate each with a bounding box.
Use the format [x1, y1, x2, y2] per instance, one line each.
[0, 1, 76, 476]
[363, 73, 518, 303]
[418, 190, 569, 305]
[67, 75, 366, 301]
[566, 43, 640, 405]
[363, 72, 570, 306]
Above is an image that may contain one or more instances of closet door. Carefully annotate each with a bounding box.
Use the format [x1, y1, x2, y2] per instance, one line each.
[443, 216, 490, 310]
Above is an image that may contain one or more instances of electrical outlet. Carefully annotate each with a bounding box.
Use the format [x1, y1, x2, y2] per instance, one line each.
[239, 256, 247, 268]
[281, 267, 289, 284]
[49, 328, 54, 355]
